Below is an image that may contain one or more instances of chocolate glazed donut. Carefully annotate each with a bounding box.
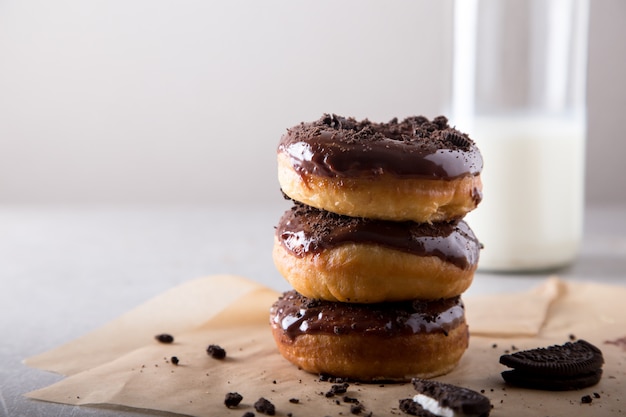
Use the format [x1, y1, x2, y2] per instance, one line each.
[277, 114, 483, 222]
[272, 204, 481, 302]
[270, 291, 469, 381]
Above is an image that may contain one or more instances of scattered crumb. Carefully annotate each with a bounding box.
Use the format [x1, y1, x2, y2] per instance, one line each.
[350, 403, 365, 414]
[224, 392, 243, 408]
[254, 397, 276, 415]
[319, 374, 348, 383]
[325, 383, 350, 397]
[155, 334, 174, 344]
[207, 344, 227, 359]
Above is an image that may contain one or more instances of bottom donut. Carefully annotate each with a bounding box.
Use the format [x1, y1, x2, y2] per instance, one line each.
[269, 290, 469, 382]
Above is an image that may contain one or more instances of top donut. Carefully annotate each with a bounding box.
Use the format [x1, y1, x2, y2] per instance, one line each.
[277, 114, 483, 223]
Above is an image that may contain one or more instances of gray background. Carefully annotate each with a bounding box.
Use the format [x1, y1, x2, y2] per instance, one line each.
[0, 0, 624, 206]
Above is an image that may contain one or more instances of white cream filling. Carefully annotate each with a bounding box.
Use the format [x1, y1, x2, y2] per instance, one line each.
[413, 394, 455, 417]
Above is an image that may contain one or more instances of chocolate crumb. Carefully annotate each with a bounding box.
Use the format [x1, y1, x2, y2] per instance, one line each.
[570, 334, 577, 341]
[155, 333, 174, 344]
[399, 398, 420, 415]
[289, 398, 300, 404]
[325, 383, 350, 397]
[319, 374, 349, 383]
[581, 395, 593, 404]
[170, 356, 179, 365]
[254, 397, 276, 415]
[242, 413, 255, 417]
[207, 344, 226, 359]
[225, 392, 243, 408]
[343, 396, 359, 404]
[593, 392, 601, 398]
[444, 131, 472, 150]
[350, 403, 365, 414]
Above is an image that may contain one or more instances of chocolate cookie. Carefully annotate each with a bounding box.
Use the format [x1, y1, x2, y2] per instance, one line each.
[399, 379, 491, 417]
[499, 339, 604, 391]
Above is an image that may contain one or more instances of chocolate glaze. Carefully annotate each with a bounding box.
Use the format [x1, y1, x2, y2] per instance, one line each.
[276, 204, 481, 270]
[270, 290, 465, 341]
[278, 114, 483, 180]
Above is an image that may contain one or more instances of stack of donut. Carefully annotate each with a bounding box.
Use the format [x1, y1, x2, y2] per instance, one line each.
[269, 114, 483, 381]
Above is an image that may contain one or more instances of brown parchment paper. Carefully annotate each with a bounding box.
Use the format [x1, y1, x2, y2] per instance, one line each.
[25, 275, 626, 417]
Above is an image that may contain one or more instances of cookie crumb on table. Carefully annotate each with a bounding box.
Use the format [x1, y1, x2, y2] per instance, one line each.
[154, 333, 174, 344]
[254, 397, 276, 415]
[224, 392, 243, 408]
[325, 382, 350, 397]
[206, 344, 227, 359]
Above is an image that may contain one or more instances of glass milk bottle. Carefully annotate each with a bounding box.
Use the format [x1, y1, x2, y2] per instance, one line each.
[448, 0, 589, 272]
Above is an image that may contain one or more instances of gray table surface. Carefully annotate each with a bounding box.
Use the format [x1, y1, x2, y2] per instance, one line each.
[1, 203, 625, 417]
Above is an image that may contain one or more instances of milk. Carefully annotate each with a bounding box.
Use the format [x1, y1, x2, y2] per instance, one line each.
[464, 116, 585, 271]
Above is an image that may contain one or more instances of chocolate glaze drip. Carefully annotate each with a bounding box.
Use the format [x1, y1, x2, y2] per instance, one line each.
[278, 114, 483, 179]
[276, 204, 481, 270]
[271, 290, 465, 340]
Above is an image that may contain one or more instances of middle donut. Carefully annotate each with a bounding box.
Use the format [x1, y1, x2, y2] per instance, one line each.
[273, 203, 481, 303]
